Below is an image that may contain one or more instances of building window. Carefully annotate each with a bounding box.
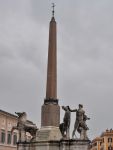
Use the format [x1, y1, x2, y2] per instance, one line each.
[1, 130, 5, 144]
[108, 146, 112, 150]
[13, 133, 17, 145]
[7, 131, 11, 144]
[108, 138, 112, 143]
[94, 142, 97, 146]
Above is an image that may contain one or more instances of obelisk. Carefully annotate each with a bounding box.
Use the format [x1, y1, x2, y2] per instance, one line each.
[41, 4, 60, 127]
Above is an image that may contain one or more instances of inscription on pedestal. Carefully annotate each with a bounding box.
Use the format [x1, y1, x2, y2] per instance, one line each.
[37, 130, 50, 141]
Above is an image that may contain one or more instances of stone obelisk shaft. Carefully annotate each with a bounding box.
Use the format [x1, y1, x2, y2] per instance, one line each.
[41, 16, 60, 127]
[46, 17, 57, 99]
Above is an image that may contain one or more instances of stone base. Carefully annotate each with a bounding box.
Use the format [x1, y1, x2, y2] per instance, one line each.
[17, 139, 90, 150]
[60, 139, 90, 150]
[41, 103, 60, 127]
[35, 126, 62, 141]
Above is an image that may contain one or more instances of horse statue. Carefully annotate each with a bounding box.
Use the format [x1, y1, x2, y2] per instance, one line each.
[11, 112, 38, 142]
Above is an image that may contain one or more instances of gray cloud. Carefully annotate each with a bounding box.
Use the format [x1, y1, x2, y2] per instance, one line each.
[0, 0, 113, 139]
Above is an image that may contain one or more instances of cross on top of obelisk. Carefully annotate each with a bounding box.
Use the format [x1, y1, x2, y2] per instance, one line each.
[52, 3, 55, 17]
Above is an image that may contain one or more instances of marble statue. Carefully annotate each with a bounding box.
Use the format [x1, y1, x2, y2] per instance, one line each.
[59, 106, 71, 139]
[11, 112, 38, 142]
[70, 104, 90, 140]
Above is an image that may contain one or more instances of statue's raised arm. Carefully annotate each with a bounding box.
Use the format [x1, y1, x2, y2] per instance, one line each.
[68, 106, 77, 112]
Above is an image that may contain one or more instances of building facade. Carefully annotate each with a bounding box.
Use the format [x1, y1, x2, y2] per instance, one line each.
[90, 129, 113, 150]
[0, 110, 32, 150]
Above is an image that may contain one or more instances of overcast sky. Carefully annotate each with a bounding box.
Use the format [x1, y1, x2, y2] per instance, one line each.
[0, 0, 113, 140]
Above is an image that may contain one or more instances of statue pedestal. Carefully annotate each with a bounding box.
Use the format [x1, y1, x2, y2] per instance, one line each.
[36, 126, 62, 141]
[60, 139, 90, 150]
[17, 139, 90, 150]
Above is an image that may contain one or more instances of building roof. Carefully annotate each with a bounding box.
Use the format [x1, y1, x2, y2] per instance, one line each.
[92, 137, 102, 142]
[0, 109, 34, 124]
[101, 129, 113, 137]
[0, 109, 17, 119]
